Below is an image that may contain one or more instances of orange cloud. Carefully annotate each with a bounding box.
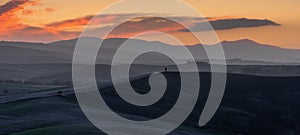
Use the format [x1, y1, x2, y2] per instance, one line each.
[44, 14, 122, 31]
[0, 4, 280, 44]
[1, 27, 64, 43]
[0, 0, 61, 42]
[44, 7, 55, 12]
[0, 0, 41, 31]
[106, 17, 185, 38]
[101, 16, 201, 45]
[0, 0, 29, 15]
[22, 9, 35, 15]
[42, 14, 124, 38]
[46, 15, 93, 29]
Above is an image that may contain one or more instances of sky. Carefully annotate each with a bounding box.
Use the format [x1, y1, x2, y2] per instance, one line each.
[0, 0, 299, 48]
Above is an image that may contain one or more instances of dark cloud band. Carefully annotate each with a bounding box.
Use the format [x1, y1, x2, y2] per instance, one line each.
[178, 18, 280, 32]
[0, 0, 28, 15]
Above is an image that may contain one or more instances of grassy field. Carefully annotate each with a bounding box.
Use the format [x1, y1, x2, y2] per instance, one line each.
[0, 95, 239, 135]
[1, 72, 299, 134]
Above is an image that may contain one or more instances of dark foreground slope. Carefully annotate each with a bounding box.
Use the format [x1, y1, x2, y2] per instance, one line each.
[0, 72, 300, 135]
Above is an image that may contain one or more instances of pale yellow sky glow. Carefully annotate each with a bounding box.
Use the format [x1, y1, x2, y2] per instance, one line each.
[0, 0, 299, 48]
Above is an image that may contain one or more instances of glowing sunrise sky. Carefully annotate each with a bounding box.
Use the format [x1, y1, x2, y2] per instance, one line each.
[0, 0, 299, 48]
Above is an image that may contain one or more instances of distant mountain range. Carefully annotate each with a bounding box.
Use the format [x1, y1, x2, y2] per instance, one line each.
[1, 38, 300, 82]
[1, 37, 300, 65]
